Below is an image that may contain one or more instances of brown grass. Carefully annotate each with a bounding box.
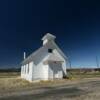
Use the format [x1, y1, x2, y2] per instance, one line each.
[1, 72, 100, 100]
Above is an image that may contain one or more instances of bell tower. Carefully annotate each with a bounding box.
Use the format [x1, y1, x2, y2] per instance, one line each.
[42, 33, 56, 45]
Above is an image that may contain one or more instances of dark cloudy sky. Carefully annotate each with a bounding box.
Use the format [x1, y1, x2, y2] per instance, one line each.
[0, 0, 100, 68]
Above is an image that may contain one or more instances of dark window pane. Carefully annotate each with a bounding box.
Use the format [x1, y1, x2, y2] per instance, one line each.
[48, 49, 52, 53]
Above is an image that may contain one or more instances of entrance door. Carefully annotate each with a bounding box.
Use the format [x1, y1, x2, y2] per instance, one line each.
[50, 62, 63, 79]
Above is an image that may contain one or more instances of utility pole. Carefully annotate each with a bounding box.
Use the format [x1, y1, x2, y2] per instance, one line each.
[69, 57, 72, 69]
[68, 56, 72, 69]
[96, 56, 99, 68]
[68, 56, 73, 76]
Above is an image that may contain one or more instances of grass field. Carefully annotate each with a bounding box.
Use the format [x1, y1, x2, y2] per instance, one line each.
[0, 72, 73, 94]
[68, 71, 100, 79]
[0, 72, 20, 78]
[0, 72, 100, 100]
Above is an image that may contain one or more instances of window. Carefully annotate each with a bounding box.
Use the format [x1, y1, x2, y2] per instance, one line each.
[24, 65, 26, 74]
[25, 65, 26, 74]
[48, 49, 53, 53]
[27, 64, 29, 74]
[22, 66, 23, 74]
[22, 66, 24, 74]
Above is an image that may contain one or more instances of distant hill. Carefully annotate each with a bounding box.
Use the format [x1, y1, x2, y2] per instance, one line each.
[67, 68, 100, 73]
[0, 68, 21, 72]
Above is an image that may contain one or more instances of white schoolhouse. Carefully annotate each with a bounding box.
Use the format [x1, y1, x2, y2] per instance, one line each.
[21, 33, 67, 82]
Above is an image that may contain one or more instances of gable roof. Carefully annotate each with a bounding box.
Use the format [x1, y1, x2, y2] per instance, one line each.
[21, 46, 45, 65]
[22, 43, 67, 65]
[51, 41, 68, 60]
[21, 33, 68, 65]
[42, 33, 56, 41]
[45, 54, 64, 62]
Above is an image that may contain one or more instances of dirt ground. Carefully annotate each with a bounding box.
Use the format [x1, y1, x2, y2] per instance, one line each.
[0, 73, 100, 100]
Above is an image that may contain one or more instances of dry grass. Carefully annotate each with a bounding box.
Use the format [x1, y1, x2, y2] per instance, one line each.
[0, 72, 69, 93]
[0, 72, 20, 78]
[1, 72, 100, 100]
[0, 72, 100, 92]
[0, 72, 82, 94]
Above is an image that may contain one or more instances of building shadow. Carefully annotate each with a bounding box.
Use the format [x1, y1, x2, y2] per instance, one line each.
[1, 86, 89, 100]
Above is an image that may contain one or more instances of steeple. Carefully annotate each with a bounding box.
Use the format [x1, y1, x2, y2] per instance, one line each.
[42, 33, 56, 45]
